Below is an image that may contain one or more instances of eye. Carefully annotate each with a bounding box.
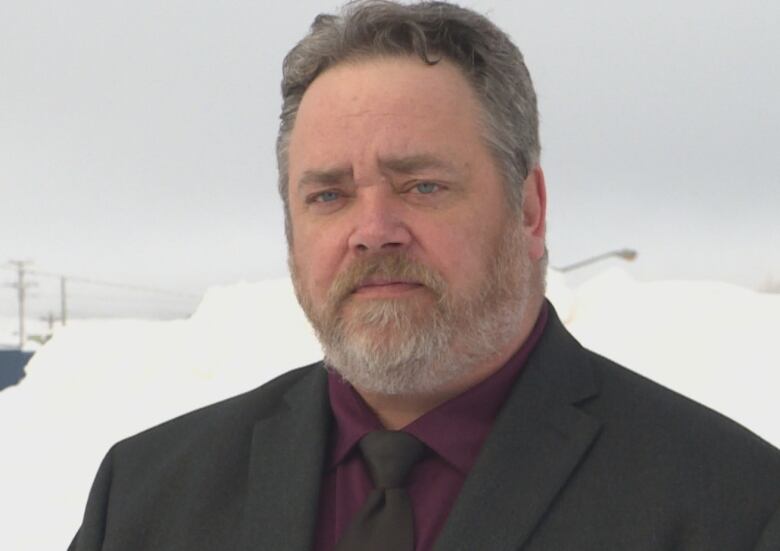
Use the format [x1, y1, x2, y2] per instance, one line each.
[308, 190, 342, 204]
[412, 181, 440, 194]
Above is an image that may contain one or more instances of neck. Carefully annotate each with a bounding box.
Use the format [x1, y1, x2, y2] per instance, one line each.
[355, 295, 544, 430]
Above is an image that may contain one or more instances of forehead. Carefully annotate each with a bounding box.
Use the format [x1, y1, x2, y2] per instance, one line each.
[288, 56, 488, 170]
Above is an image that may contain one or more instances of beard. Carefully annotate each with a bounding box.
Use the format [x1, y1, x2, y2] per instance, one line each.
[290, 219, 535, 396]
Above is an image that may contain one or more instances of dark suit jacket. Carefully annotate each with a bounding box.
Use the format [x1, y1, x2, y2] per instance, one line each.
[70, 306, 780, 550]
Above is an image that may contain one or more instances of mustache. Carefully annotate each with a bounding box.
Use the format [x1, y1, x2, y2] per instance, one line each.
[326, 253, 446, 306]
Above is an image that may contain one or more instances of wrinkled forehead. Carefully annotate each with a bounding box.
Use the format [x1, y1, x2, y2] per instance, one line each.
[288, 56, 490, 173]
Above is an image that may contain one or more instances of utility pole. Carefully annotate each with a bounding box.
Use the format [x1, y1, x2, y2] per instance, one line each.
[60, 276, 68, 326]
[8, 260, 33, 349]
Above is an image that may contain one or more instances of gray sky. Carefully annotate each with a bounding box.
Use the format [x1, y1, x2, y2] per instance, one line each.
[2, 0, 779, 318]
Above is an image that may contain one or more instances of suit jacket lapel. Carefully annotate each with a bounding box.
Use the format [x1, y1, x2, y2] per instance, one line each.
[433, 307, 603, 551]
[236, 365, 331, 551]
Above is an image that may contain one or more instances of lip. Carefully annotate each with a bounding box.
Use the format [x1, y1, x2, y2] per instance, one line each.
[352, 280, 424, 297]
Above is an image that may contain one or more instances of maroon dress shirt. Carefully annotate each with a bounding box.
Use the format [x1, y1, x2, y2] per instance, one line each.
[313, 303, 549, 551]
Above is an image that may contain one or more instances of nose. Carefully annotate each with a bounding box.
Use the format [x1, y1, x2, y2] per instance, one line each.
[347, 192, 412, 253]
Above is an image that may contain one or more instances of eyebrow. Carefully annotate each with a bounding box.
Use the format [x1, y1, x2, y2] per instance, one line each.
[296, 153, 459, 191]
[377, 153, 459, 176]
[297, 166, 353, 190]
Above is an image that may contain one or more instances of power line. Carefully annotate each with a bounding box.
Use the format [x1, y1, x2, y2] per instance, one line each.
[0, 264, 198, 298]
[1, 261, 200, 346]
[61, 289, 195, 301]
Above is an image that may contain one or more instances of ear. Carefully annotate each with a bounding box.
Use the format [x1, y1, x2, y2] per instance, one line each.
[522, 166, 547, 261]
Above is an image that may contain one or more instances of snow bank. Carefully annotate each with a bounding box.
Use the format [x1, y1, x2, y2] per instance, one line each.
[1, 270, 778, 550]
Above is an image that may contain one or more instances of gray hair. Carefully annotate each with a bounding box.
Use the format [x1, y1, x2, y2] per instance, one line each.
[277, 0, 540, 240]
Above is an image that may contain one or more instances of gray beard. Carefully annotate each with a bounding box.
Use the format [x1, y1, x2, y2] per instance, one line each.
[290, 222, 533, 396]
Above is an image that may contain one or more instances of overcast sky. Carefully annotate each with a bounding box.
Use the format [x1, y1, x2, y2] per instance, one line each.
[2, 0, 779, 318]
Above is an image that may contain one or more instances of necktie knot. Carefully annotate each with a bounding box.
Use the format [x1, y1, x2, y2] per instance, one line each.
[359, 430, 426, 489]
[334, 430, 426, 551]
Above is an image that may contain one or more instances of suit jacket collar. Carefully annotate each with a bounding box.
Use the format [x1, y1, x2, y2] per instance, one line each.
[236, 364, 331, 551]
[432, 302, 602, 551]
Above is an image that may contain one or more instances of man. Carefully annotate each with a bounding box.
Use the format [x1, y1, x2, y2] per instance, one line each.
[70, 1, 780, 550]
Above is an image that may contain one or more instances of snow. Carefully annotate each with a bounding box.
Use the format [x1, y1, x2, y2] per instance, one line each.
[0, 316, 55, 352]
[1, 270, 778, 550]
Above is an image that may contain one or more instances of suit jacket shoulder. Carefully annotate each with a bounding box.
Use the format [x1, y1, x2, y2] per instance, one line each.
[70, 362, 331, 551]
[113, 361, 321, 456]
[436, 308, 780, 551]
[587, 346, 779, 471]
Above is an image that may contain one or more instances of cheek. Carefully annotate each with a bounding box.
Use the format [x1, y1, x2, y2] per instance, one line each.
[428, 216, 505, 287]
[419, 225, 482, 285]
[292, 229, 345, 298]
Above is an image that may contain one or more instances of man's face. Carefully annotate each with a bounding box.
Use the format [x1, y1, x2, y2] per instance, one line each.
[286, 56, 541, 395]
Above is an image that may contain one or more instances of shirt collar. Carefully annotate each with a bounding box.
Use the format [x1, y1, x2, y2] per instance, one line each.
[327, 370, 384, 469]
[326, 302, 549, 474]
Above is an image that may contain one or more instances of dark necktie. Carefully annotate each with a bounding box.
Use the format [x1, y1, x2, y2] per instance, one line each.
[334, 430, 426, 551]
